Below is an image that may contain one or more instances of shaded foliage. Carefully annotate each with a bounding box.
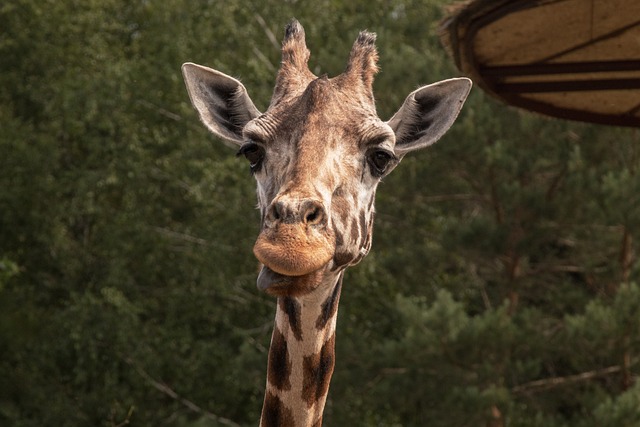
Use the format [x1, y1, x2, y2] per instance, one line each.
[1, 0, 638, 426]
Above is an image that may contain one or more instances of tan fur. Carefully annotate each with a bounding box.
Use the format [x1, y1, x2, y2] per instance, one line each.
[261, 279, 340, 427]
[254, 222, 335, 276]
[182, 18, 471, 427]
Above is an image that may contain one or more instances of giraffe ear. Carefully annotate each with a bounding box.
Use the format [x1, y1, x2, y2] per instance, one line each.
[387, 78, 471, 156]
[182, 62, 261, 146]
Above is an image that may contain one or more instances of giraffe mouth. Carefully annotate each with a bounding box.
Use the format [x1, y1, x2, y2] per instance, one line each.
[257, 265, 327, 296]
[253, 223, 335, 277]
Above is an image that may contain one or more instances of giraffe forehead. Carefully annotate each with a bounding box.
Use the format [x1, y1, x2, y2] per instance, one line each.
[249, 76, 384, 148]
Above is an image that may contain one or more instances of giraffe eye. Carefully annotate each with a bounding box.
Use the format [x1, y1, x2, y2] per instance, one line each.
[367, 149, 395, 177]
[237, 142, 265, 173]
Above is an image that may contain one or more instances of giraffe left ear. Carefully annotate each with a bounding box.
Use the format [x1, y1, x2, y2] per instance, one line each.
[182, 62, 262, 146]
[387, 78, 471, 156]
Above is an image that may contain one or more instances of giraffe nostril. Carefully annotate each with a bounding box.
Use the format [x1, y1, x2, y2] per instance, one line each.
[302, 201, 325, 225]
[266, 198, 325, 225]
[272, 202, 282, 221]
[305, 207, 319, 223]
[266, 200, 285, 223]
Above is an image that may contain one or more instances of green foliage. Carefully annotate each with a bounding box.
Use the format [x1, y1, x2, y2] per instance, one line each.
[1, 0, 639, 426]
[592, 381, 640, 427]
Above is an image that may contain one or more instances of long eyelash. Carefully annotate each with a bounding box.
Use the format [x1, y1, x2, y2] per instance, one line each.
[248, 165, 259, 176]
[236, 143, 253, 157]
[237, 142, 264, 175]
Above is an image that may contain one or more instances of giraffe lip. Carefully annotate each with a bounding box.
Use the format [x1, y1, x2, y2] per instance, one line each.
[256, 265, 327, 296]
[257, 266, 292, 292]
[253, 225, 335, 276]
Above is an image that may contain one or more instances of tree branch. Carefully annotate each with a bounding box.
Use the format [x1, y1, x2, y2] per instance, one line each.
[512, 365, 626, 395]
[123, 356, 241, 427]
[253, 13, 280, 51]
[252, 45, 276, 72]
[136, 99, 182, 122]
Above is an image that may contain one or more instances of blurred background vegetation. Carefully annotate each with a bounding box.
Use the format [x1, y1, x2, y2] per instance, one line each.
[1, 0, 638, 426]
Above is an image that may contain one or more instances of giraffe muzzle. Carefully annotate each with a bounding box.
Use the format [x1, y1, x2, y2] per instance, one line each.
[253, 196, 335, 277]
[253, 223, 335, 277]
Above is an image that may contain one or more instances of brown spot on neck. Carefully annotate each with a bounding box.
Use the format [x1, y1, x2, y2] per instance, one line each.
[279, 296, 303, 341]
[302, 332, 336, 407]
[261, 391, 295, 427]
[316, 276, 343, 330]
[267, 327, 292, 391]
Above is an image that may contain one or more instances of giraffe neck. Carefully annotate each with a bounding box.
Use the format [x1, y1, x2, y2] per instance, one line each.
[259, 273, 343, 427]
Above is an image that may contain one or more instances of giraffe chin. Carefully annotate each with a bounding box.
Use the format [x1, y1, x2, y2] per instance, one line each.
[256, 265, 326, 297]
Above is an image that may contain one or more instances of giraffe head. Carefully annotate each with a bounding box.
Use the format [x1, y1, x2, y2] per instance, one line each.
[183, 20, 471, 297]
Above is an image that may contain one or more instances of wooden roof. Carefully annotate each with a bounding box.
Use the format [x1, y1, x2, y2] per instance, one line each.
[440, 0, 640, 127]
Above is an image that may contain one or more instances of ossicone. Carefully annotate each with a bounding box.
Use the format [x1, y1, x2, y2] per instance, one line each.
[344, 30, 379, 88]
[271, 19, 316, 105]
[281, 19, 311, 73]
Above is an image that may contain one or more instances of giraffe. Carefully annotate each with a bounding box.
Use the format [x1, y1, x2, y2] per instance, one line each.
[182, 20, 471, 427]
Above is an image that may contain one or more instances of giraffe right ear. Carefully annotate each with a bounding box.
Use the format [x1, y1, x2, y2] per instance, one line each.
[182, 62, 261, 146]
[387, 78, 471, 157]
